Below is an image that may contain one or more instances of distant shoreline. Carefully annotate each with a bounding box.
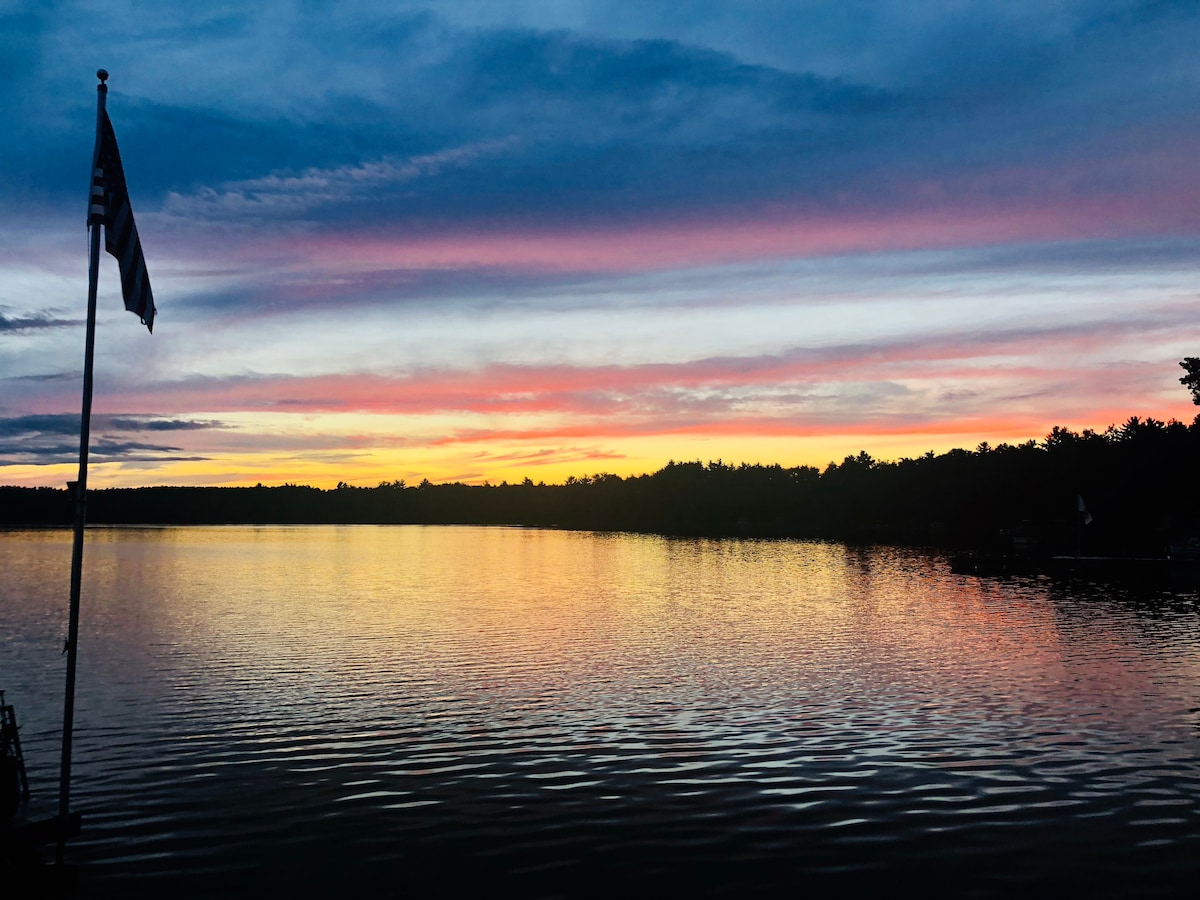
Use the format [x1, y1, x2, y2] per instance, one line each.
[6, 416, 1200, 557]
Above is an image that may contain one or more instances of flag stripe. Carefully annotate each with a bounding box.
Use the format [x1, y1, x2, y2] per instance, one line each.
[90, 168, 106, 221]
[92, 111, 155, 332]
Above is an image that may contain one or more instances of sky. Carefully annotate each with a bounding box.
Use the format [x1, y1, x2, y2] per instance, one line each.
[2, 0, 1200, 489]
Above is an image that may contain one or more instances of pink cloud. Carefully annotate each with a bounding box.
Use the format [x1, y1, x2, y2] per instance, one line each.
[258, 140, 1200, 279]
[73, 356, 1193, 451]
[89, 315, 1187, 420]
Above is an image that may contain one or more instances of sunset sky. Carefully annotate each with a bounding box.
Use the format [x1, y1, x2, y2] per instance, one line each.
[3, 1, 1200, 488]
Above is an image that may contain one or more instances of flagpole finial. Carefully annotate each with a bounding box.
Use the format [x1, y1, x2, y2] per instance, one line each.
[96, 69, 108, 83]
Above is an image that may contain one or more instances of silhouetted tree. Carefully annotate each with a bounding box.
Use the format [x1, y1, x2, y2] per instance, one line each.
[8, 417, 1200, 554]
[1180, 358, 1200, 404]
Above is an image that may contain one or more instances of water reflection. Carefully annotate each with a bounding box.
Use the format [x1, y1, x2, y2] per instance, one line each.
[2, 527, 1198, 896]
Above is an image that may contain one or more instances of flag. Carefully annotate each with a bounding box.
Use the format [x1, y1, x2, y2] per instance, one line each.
[90, 110, 155, 332]
[1077, 495, 1093, 525]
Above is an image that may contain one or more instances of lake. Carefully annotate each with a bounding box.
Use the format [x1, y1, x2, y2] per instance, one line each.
[2, 525, 1199, 897]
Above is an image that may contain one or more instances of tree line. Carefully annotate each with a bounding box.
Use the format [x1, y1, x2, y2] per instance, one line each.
[5, 414, 1200, 557]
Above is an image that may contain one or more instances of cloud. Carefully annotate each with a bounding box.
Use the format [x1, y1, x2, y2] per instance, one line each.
[0, 414, 227, 467]
[4, 372, 77, 382]
[467, 445, 626, 468]
[161, 138, 521, 224]
[85, 298, 1195, 428]
[0, 414, 225, 436]
[4, 2, 1200, 487]
[10, 3, 1199, 252]
[105, 417, 227, 432]
[0, 312, 82, 332]
[0, 414, 81, 437]
[88, 440, 185, 457]
[0, 439, 192, 466]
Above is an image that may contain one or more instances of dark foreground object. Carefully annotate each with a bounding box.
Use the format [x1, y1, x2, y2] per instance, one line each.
[76, 823, 1196, 900]
[2, 813, 81, 896]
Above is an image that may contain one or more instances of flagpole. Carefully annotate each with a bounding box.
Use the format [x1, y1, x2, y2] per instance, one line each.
[58, 67, 108, 862]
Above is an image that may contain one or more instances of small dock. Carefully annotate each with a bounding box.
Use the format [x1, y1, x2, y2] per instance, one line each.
[3, 691, 81, 889]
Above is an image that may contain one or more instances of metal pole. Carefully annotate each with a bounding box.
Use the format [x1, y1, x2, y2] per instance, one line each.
[58, 68, 108, 862]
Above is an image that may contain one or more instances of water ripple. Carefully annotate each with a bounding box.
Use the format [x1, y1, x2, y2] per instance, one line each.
[3, 528, 1200, 896]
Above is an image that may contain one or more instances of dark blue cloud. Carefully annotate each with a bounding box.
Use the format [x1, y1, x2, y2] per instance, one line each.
[0, 441, 207, 465]
[10, 4, 1200, 249]
[0, 413, 224, 467]
[446, 27, 897, 127]
[0, 414, 81, 437]
[106, 417, 225, 432]
[141, 26, 918, 232]
[0, 440, 84, 462]
[176, 265, 605, 317]
[0, 4, 55, 84]
[89, 439, 183, 456]
[0, 413, 223, 439]
[0, 312, 82, 331]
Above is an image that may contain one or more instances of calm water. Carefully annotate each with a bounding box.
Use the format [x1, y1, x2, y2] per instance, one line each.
[3, 526, 1199, 897]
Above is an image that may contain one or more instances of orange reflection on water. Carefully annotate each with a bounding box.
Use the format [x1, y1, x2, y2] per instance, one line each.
[9, 525, 1196, 760]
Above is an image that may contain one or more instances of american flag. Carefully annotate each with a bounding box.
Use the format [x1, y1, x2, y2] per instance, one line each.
[89, 110, 155, 332]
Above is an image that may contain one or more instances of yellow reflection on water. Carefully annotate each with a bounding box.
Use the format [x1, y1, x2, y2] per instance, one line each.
[5, 525, 1197, 750]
